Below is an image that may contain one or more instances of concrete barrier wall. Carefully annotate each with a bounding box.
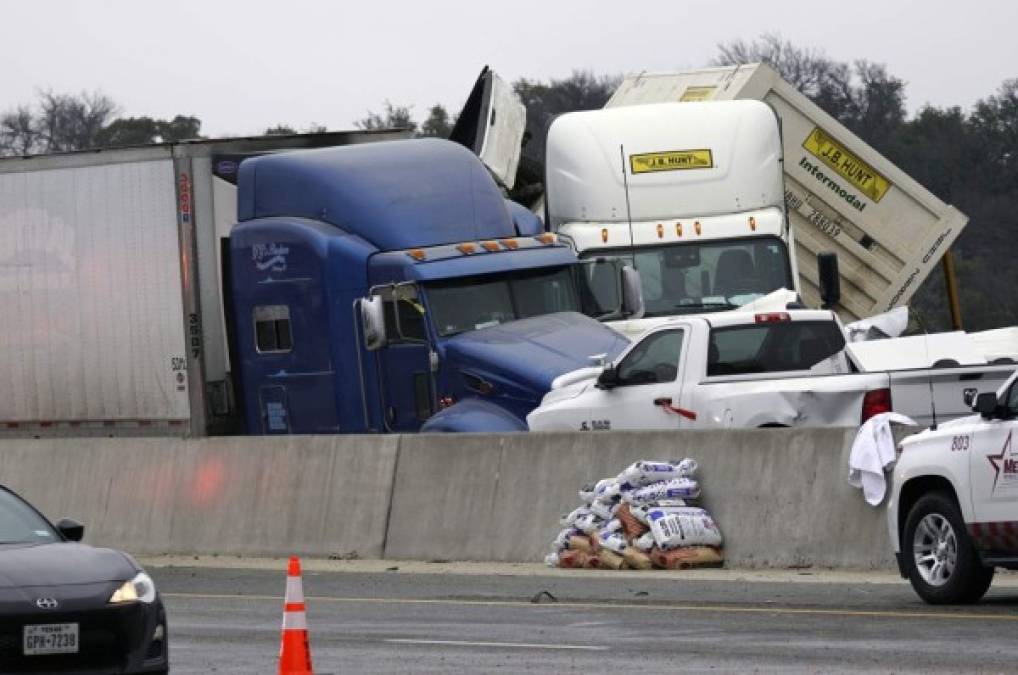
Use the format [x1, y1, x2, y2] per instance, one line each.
[384, 428, 897, 569]
[0, 428, 907, 569]
[0, 435, 397, 558]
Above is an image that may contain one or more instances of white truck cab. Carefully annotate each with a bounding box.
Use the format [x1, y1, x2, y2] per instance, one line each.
[888, 371, 1018, 604]
[545, 101, 798, 339]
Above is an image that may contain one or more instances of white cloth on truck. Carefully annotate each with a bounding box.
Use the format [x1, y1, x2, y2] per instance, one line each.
[848, 411, 916, 506]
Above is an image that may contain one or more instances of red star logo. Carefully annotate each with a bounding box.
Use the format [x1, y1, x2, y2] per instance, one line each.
[987, 431, 1014, 492]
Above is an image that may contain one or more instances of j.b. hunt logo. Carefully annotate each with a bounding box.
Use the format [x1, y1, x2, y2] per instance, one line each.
[988, 431, 1018, 493]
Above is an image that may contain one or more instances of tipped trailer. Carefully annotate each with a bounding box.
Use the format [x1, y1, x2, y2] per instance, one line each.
[605, 63, 969, 323]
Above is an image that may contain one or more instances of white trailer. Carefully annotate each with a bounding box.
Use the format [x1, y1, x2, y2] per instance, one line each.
[0, 131, 402, 436]
[606, 63, 968, 322]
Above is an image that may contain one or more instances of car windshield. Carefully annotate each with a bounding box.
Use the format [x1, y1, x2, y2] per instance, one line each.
[580, 237, 792, 318]
[0, 489, 59, 545]
[426, 267, 581, 337]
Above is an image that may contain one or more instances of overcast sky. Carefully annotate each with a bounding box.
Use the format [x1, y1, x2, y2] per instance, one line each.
[4, 0, 1016, 138]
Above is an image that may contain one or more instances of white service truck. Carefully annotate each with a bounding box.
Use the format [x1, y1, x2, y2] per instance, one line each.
[526, 310, 1016, 432]
[603, 64, 970, 323]
[546, 100, 803, 339]
[888, 372, 1018, 604]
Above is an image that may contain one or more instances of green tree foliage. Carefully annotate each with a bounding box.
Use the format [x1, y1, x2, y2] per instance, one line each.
[95, 115, 202, 146]
[420, 104, 453, 138]
[513, 70, 621, 162]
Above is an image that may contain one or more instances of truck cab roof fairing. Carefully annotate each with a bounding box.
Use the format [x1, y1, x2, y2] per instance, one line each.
[237, 138, 516, 251]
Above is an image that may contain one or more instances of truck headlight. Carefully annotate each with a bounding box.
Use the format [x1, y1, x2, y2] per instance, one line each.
[109, 572, 157, 604]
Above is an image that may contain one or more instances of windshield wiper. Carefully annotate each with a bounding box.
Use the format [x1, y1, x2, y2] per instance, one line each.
[673, 301, 739, 311]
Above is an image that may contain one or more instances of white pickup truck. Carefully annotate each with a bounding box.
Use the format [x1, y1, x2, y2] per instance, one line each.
[526, 310, 1016, 431]
[887, 371, 1018, 604]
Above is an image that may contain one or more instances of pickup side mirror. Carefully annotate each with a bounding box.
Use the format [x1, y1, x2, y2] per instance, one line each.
[359, 296, 387, 351]
[596, 366, 619, 390]
[55, 518, 84, 542]
[975, 392, 999, 418]
[621, 266, 645, 319]
[818, 252, 840, 309]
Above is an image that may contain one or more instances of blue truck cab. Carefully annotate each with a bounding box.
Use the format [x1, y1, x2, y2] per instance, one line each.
[228, 138, 631, 434]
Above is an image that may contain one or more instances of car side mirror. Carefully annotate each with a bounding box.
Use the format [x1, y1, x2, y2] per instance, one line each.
[56, 518, 84, 542]
[975, 392, 999, 418]
[359, 295, 387, 351]
[818, 252, 840, 309]
[596, 366, 619, 390]
[621, 266, 645, 319]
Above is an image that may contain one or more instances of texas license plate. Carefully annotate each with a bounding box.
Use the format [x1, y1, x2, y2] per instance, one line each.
[24, 623, 79, 655]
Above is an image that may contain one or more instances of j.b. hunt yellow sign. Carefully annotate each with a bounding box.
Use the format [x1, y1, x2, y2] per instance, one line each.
[802, 127, 891, 203]
[630, 149, 713, 174]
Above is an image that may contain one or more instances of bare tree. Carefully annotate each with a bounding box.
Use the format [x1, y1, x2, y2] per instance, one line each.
[0, 105, 38, 155]
[35, 90, 119, 153]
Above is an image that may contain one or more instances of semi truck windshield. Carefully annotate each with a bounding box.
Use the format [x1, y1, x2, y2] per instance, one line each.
[581, 237, 792, 318]
[427, 268, 581, 337]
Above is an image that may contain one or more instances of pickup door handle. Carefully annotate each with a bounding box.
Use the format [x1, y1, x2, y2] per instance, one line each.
[653, 397, 697, 421]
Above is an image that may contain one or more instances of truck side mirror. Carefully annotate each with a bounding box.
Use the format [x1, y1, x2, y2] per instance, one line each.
[596, 366, 619, 390]
[621, 266, 645, 319]
[817, 252, 840, 309]
[359, 296, 387, 351]
[975, 392, 999, 418]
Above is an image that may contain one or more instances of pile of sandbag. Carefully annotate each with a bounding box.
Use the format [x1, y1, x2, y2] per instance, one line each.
[546, 459, 724, 570]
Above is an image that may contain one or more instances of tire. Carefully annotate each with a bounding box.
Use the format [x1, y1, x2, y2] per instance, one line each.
[902, 491, 994, 604]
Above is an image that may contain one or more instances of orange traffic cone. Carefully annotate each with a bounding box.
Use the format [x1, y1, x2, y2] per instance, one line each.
[279, 556, 314, 675]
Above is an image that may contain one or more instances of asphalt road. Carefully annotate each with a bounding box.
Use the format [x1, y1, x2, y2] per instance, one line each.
[150, 560, 1018, 674]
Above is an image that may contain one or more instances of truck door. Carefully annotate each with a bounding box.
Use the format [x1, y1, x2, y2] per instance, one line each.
[968, 381, 1018, 545]
[584, 328, 690, 430]
[377, 286, 434, 432]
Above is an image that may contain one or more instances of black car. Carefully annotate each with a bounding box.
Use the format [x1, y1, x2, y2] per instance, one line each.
[0, 486, 167, 674]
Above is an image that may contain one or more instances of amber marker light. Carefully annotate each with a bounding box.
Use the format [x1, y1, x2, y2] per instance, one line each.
[749, 216, 757, 231]
[656, 223, 664, 239]
[676, 222, 683, 237]
[457, 243, 476, 254]
[481, 241, 500, 252]
[536, 233, 557, 244]
[601, 228, 609, 243]
[694, 220, 702, 235]
[407, 249, 426, 260]
[502, 238, 519, 249]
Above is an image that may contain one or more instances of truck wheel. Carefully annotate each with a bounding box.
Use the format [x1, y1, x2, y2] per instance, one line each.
[902, 492, 994, 604]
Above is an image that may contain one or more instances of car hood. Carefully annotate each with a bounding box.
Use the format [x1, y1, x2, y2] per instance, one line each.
[0, 542, 135, 587]
[442, 311, 630, 405]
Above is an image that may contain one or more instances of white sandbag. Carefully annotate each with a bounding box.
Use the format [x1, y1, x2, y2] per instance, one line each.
[630, 500, 687, 525]
[618, 459, 698, 486]
[597, 531, 628, 554]
[578, 482, 598, 504]
[559, 506, 590, 528]
[574, 513, 604, 535]
[598, 519, 622, 536]
[625, 478, 701, 504]
[589, 498, 618, 521]
[633, 531, 655, 551]
[552, 527, 580, 552]
[647, 507, 723, 549]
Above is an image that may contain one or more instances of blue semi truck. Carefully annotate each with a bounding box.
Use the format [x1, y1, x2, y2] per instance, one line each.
[228, 138, 635, 434]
